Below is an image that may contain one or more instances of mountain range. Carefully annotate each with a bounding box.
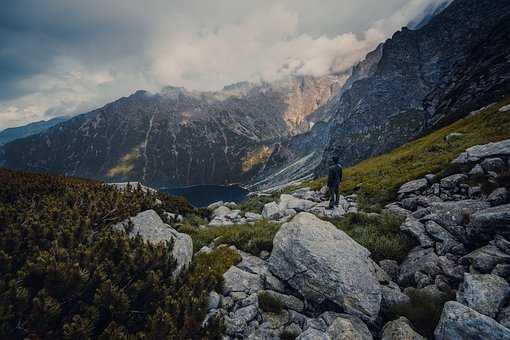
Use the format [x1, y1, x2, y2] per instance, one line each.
[2, 0, 510, 190]
[0, 116, 68, 146]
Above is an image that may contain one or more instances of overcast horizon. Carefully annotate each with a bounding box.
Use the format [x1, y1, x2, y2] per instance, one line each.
[0, 0, 450, 129]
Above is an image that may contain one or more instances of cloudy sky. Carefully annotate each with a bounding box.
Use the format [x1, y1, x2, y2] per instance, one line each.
[0, 0, 450, 129]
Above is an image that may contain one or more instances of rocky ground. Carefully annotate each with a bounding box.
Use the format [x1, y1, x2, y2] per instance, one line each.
[196, 138, 510, 339]
[115, 138, 510, 339]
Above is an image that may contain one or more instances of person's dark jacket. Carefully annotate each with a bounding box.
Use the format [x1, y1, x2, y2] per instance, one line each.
[327, 163, 343, 187]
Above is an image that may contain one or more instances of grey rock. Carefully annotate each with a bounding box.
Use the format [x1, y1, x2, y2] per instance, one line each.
[498, 305, 510, 328]
[427, 200, 490, 227]
[297, 328, 331, 340]
[224, 315, 248, 337]
[262, 202, 283, 220]
[379, 260, 400, 282]
[401, 197, 419, 211]
[460, 245, 510, 273]
[326, 315, 373, 340]
[245, 212, 263, 222]
[381, 317, 425, 340]
[259, 250, 270, 260]
[495, 235, 510, 254]
[469, 164, 485, 177]
[279, 194, 316, 211]
[481, 157, 507, 173]
[208, 201, 225, 210]
[223, 266, 264, 295]
[212, 205, 232, 218]
[381, 284, 411, 313]
[234, 304, 259, 323]
[269, 212, 382, 323]
[425, 174, 436, 184]
[457, 273, 510, 318]
[400, 217, 433, 248]
[305, 317, 328, 332]
[440, 174, 467, 189]
[424, 220, 465, 256]
[398, 179, 428, 195]
[236, 250, 286, 293]
[259, 290, 304, 312]
[399, 247, 441, 287]
[493, 264, 510, 279]
[468, 186, 482, 198]
[385, 204, 412, 218]
[435, 301, 510, 340]
[260, 309, 289, 329]
[113, 210, 193, 276]
[500, 104, 510, 112]
[453, 139, 510, 164]
[488, 188, 508, 206]
[469, 203, 510, 234]
[221, 296, 234, 310]
[208, 291, 221, 311]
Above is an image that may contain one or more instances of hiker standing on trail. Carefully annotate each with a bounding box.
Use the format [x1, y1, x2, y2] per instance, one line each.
[327, 156, 343, 209]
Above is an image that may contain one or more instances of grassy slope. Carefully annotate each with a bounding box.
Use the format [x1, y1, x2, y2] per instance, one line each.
[307, 97, 510, 205]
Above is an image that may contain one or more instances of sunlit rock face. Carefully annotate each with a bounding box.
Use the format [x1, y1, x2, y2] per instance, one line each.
[2, 74, 344, 187]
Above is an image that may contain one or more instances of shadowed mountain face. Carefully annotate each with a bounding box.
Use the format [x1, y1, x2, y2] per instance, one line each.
[0, 116, 68, 145]
[2, 75, 343, 187]
[316, 0, 510, 175]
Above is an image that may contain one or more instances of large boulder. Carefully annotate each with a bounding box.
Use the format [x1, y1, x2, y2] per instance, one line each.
[453, 139, 510, 164]
[268, 213, 382, 323]
[460, 245, 510, 273]
[434, 301, 510, 340]
[279, 194, 317, 211]
[262, 202, 284, 220]
[113, 210, 192, 276]
[398, 179, 428, 195]
[457, 273, 510, 318]
[400, 218, 434, 248]
[381, 317, 425, 340]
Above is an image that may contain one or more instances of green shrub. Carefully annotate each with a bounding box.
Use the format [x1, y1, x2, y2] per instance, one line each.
[181, 220, 281, 256]
[388, 287, 455, 338]
[329, 212, 415, 262]
[258, 292, 283, 313]
[0, 168, 236, 339]
[238, 195, 276, 213]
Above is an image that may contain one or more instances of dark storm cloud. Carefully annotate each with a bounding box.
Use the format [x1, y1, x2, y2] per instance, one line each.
[0, 0, 451, 128]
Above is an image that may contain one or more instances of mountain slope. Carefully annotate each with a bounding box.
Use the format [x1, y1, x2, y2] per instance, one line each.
[3, 75, 343, 187]
[0, 116, 68, 145]
[317, 0, 510, 174]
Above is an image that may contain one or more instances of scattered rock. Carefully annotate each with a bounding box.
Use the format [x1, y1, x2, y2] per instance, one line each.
[400, 218, 434, 248]
[399, 247, 441, 287]
[379, 260, 400, 282]
[259, 290, 304, 312]
[398, 179, 428, 195]
[460, 245, 510, 273]
[381, 317, 425, 340]
[457, 273, 510, 318]
[445, 132, 464, 143]
[440, 174, 467, 189]
[468, 164, 485, 176]
[296, 328, 331, 340]
[223, 266, 264, 295]
[279, 194, 317, 211]
[453, 139, 510, 164]
[481, 157, 507, 173]
[262, 202, 283, 220]
[434, 301, 510, 340]
[488, 188, 508, 206]
[326, 314, 373, 340]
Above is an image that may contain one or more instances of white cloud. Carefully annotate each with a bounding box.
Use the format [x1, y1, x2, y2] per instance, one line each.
[0, 0, 450, 129]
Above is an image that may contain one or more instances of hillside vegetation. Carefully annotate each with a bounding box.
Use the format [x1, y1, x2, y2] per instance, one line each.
[0, 169, 238, 339]
[307, 97, 510, 206]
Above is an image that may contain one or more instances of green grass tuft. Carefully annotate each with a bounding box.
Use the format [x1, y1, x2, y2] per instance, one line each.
[258, 292, 283, 313]
[329, 212, 415, 262]
[180, 220, 281, 256]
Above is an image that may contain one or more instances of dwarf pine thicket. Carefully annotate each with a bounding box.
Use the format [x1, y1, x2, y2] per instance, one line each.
[0, 169, 240, 339]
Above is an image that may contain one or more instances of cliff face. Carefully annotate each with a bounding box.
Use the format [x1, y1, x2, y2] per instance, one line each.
[318, 0, 510, 174]
[2, 75, 343, 187]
